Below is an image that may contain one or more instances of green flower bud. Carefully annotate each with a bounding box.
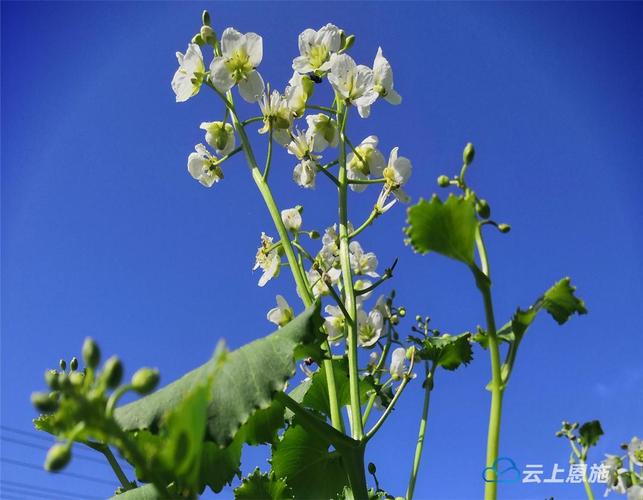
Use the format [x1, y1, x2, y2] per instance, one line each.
[398, 307, 406, 317]
[415, 315, 423, 323]
[368, 462, 377, 475]
[201, 10, 211, 26]
[82, 337, 100, 369]
[341, 34, 356, 52]
[191, 33, 204, 46]
[59, 359, 66, 371]
[131, 368, 160, 395]
[200, 25, 215, 44]
[463, 143, 475, 166]
[45, 370, 59, 390]
[309, 230, 320, 239]
[103, 356, 123, 389]
[45, 443, 71, 472]
[437, 175, 450, 188]
[390, 314, 399, 325]
[69, 371, 84, 387]
[498, 223, 511, 234]
[31, 392, 59, 413]
[70, 357, 79, 371]
[476, 199, 490, 219]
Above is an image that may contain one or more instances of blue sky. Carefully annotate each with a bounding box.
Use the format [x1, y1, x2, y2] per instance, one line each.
[2, 2, 642, 499]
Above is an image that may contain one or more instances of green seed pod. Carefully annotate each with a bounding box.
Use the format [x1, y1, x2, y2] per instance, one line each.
[70, 357, 79, 371]
[201, 10, 211, 26]
[398, 307, 406, 317]
[131, 368, 160, 395]
[31, 392, 58, 413]
[309, 230, 320, 239]
[437, 175, 450, 187]
[498, 223, 511, 234]
[45, 370, 59, 390]
[463, 143, 475, 166]
[82, 337, 100, 369]
[415, 315, 423, 323]
[368, 462, 377, 475]
[59, 359, 67, 371]
[476, 199, 491, 219]
[103, 356, 123, 389]
[45, 443, 71, 472]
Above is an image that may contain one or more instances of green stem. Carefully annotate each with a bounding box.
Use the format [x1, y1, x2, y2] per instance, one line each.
[406, 363, 436, 500]
[262, 128, 273, 180]
[475, 228, 504, 500]
[362, 333, 392, 426]
[349, 209, 380, 239]
[306, 104, 337, 114]
[348, 178, 386, 185]
[337, 101, 363, 440]
[100, 444, 132, 490]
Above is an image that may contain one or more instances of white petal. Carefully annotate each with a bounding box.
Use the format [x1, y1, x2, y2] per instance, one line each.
[357, 105, 371, 119]
[385, 87, 402, 105]
[220, 27, 243, 57]
[171, 71, 193, 102]
[373, 47, 393, 89]
[244, 32, 263, 66]
[298, 29, 316, 56]
[209, 57, 235, 93]
[238, 70, 265, 103]
[182, 44, 204, 74]
[394, 156, 413, 184]
[267, 306, 282, 325]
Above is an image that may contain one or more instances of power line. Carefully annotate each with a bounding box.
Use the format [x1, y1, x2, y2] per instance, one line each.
[1, 457, 117, 486]
[0, 425, 51, 441]
[1, 435, 105, 464]
[1, 485, 56, 500]
[1, 479, 102, 500]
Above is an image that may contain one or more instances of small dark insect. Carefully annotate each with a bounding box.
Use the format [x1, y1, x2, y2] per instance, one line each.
[304, 357, 315, 366]
[308, 73, 322, 84]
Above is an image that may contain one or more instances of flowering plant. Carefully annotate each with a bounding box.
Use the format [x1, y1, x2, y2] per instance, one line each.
[28, 10, 618, 500]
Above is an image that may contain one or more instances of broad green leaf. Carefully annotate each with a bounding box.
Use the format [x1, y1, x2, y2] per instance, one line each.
[109, 483, 177, 500]
[199, 436, 242, 493]
[234, 468, 293, 500]
[272, 424, 347, 500]
[338, 486, 391, 500]
[542, 277, 588, 325]
[115, 303, 322, 446]
[413, 333, 473, 371]
[579, 420, 604, 448]
[405, 194, 478, 264]
[238, 400, 285, 446]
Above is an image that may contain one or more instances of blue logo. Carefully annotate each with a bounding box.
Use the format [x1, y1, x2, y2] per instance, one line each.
[482, 457, 521, 483]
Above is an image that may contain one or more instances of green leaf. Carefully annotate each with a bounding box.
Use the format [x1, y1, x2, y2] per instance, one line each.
[405, 194, 478, 265]
[238, 400, 285, 446]
[414, 333, 473, 371]
[272, 424, 347, 500]
[234, 468, 293, 500]
[115, 303, 322, 446]
[579, 420, 603, 448]
[542, 277, 588, 325]
[109, 483, 177, 500]
[199, 436, 242, 493]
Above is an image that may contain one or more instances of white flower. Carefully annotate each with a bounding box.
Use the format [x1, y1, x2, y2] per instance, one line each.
[357, 307, 383, 347]
[172, 44, 205, 103]
[293, 159, 317, 189]
[306, 114, 338, 152]
[389, 347, 407, 380]
[354, 279, 373, 301]
[287, 130, 317, 161]
[286, 73, 314, 117]
[357, 47, 402, 117]
[258, 89, 293, 145]
[372, 147, 412, 202]
[210, 28, 265, 103]
[306, 267, 341, 298]
[292, 24, 342, 74]
[603, 455, 628, 496]
[187, 144, 222, 187]
[327, 54, 378, 118]
[374, 295, 391, 319]
[323, 304, 345, 342]
[281, 207, 302, 232]
[628, 437, 643, 467]
[627, 484, 643, 500]
[199, 121, 235, 155]
[349, 241, 379, 277]
[267, 295, 294, 327]
[346, 136, 386, 192]
[253, 233, 280, 287]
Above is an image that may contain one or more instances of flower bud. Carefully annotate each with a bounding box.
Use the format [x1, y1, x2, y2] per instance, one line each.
[390, 314, 399, 325]
[82, 337, 100, 369]
[69, 371, 84, 387]
[463, 143, 475, 166]
[131, 368, 160, 395]
[309, 230, 320, 239]
[398, 307, 406, 317]
[45, 443, 71, 472]
[437, 175, 450, 188]
[476, 199, 490, 219]
[191, 33, 204, 46]
[70, 357, 79, 372]
[102, 356, 123, 389]
[415, 315, 422, 323]
[59, 359, 66, 371]
[200, 25, 215, 44]
[45, 370, 59, 390]
[31, 392, 58, 413]
[368, 462, 377, 475]
[201, 10, 211, 26]
[341, 33, 355, 52]
[498, 223, 511, 234]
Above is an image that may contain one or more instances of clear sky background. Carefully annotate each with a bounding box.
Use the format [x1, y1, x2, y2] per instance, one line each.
[2, 2, 642, 499]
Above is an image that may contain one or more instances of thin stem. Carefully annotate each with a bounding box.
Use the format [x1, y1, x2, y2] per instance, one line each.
[362, 332, 392, 426]
[262, 128, 273, 180]
[215, 146, 242, 165]
[406, 363, 436, 500]
[105, 384, 133, 417]
[354, 265, 395, 297]
[326, 284, 352, 322]
[306, 104, 337, 114]
[337, 100, 363, 440]
[475, 227, 504, 500]
[349, 209, 380, 240]
[317, 161, 341, 187]
[348, 178, 386, 185]
[242, 116, 263, 126]
[365, 352, 415, 442]
[101, 444, 133, 490]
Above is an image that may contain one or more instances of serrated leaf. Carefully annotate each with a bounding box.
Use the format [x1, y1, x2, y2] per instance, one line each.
[414, 333, 473, 371]
[406, 194, 478, 264]
[239, 400, 285, 446]
[234, 468, 293, 500]
[199, 436, 242, 493]
[271, 424, 347, 500]
[115, 303, 322, 446]
[579, 420, 603, 448]
[542, 278, 588, 325]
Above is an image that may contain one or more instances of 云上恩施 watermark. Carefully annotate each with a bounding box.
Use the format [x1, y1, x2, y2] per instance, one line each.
[482, 457, 611, 484]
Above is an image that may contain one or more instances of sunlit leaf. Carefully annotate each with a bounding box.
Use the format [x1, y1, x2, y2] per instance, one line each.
[413, 333, 473, 371]
[234, 468, 293, 500]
